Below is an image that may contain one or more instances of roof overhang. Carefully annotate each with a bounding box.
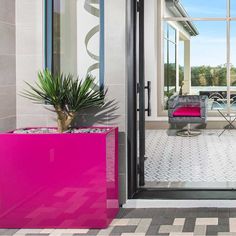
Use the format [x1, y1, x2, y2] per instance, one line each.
[165, 0, 199, 36]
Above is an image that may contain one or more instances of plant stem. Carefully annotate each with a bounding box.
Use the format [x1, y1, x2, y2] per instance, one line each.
[57, 115, 75, 133]
[56, 106, 75, 133]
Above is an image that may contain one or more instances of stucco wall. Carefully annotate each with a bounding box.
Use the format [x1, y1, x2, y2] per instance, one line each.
[0, 0, 16, 131]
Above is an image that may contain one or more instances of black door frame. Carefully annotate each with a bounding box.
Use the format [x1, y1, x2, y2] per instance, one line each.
[138, 0, 145, 187]
[127, 0, 138, 199]
[127, 0, 236, 200]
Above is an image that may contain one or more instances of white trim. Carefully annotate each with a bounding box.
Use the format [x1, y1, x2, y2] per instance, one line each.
[123, 199, 236, 208]
[157, 0, 165, 116]
[227, 0, 231, 114]
[176, 30, 179, 92]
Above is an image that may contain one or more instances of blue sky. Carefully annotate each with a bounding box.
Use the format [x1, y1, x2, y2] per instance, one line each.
[179, 0, 236, 67]
[181, 0, 227, 18]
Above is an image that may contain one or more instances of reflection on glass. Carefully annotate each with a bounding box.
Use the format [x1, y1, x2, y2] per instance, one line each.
[53, 0, 102, 86]
[164, 23, 177, 108]
[230, 21, 236, 110]
[53, 0, 77, 76]
[164, 22, 168, 38]
[163, 20, 227, 110]
[168, 25, 176, 42]
[179, 40, 184, 95]
[190, 21, 227, 110]
[230, 64, 236, 110]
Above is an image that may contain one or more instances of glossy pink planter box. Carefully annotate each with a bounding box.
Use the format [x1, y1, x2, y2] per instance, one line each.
[0, 127, 118, 228]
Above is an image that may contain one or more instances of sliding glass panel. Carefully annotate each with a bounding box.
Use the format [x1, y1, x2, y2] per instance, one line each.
[163, 20, 227, 111]
[143, 0, 236, 191]
[230, 21, 236, 110]
[190, 21, 227, 111]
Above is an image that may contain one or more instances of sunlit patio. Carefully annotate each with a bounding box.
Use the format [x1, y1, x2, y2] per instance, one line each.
[144, 129, 236, 189]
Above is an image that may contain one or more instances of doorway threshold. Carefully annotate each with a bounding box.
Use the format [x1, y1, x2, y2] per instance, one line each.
[133, 189, 236, 199]
[123, 199, 236, 208]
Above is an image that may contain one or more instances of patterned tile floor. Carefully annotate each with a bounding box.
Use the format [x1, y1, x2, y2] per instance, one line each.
[145, 130, 236, 185]
[3, 208, 236, 236]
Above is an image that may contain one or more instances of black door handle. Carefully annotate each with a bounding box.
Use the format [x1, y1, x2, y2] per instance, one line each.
[145, 81, 151, 116]
[137, 81, 151, 116]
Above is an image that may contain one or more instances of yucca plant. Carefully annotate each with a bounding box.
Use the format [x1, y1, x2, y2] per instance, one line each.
[21, 69, 106, 133]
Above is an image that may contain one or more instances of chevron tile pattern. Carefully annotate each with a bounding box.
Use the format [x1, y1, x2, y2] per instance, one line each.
[145, 130, 236, 183]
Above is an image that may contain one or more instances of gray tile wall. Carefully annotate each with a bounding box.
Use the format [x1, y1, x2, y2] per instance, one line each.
[0, 0, 16, 131]
[105, 0, 127, 205]
[16, 0, 45, 128]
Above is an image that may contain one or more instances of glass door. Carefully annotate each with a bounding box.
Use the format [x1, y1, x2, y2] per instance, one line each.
[128, 0, 236, 199]
[137, 0, 152, 187]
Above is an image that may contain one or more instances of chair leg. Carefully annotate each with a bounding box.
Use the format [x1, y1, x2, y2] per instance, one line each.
[176, 124, 201, 137]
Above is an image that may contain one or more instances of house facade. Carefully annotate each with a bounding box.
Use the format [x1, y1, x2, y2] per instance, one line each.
[2, 0, 236, 207]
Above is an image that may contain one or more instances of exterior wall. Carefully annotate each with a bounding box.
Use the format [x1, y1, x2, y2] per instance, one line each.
[105, 0, 127, 204]
[0, 0, 16, 131]
[145, 0, 158, 121]
[15, 0, 128, 204]
[16, 0, 46, 128]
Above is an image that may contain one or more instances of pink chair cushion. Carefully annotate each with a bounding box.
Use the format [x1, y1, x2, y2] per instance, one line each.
[173, 106, 201, 117]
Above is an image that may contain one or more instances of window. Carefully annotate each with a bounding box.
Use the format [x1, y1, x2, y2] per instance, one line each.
[44, 0, 104, 88]
[164, 23, 177, 108]
[162, 0, 236, 113]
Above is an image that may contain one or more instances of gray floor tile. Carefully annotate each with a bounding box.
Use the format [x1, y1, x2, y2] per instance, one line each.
[196, 208, 218, 217]
[183, 217, 196, 232]
[110, 226, 137, 236]
[145, 225, 159, 236]
[218, 208, 230, 218]
[229, 209, 236, 217]
[152, 216, 174, 225]
[175, 208, 198, 218]
[85, 229, 100, 236]
[218, 217, 229, 232]
[123, 209, 149, 218]
[116, 209, 132, 219]
[206, 227, 218, 235]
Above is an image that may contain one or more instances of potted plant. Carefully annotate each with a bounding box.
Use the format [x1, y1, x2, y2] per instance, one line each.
[0, 70, 119, 229]
[21, 69, 106, 133]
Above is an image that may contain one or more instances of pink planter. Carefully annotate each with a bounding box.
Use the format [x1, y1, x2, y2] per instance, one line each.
[0, 127, 119, 228]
